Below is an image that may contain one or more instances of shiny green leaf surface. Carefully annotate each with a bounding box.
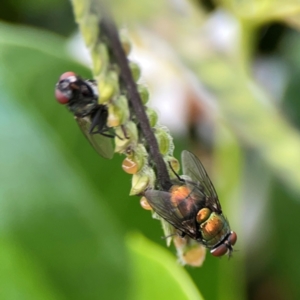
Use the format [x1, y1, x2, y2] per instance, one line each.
[127, 233, 204, 300]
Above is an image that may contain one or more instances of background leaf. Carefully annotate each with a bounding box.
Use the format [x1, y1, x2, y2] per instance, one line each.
[127, 233, 203, 300]
[0, 21, 203, 300]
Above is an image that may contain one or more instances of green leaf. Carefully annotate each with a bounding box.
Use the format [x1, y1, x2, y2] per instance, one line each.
[127, 233, 204, 300]
[0, 22, 130, 299]
[0, 94, 130, 299]
[0, 237, 63, 300]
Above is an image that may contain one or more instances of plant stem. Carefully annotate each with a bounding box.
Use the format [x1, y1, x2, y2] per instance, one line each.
[100, 15, 172, 191]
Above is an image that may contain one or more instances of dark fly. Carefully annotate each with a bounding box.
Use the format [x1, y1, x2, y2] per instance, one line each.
[55, 72, 114, 159]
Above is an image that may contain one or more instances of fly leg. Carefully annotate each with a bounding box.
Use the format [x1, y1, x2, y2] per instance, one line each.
[168, 162, 185, 182]
[89, 105, 124, 139]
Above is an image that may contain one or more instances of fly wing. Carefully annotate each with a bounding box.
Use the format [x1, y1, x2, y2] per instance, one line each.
[144, 189, 198, 238]
[75, 116, 114, 159]
[181, 150, 222, 212]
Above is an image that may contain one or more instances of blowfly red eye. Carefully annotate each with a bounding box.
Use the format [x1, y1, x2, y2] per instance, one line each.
[59, 71, 76, 81]
[228, 231, 237, 246]
[55, 72, 77, 104]
[55, 88, 69, 104]
[210, 231, 237, 257]
[210, 244, 227, 257]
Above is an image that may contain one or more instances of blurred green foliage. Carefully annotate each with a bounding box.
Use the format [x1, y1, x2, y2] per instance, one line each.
[0, 22, 202, 300]
[1, 0, 300, 299]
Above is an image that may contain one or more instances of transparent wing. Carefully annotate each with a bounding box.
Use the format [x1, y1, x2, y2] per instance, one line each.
[144, 189, 198, 238]
[181, 150, 222, 212]
[75, 116, 114, 159]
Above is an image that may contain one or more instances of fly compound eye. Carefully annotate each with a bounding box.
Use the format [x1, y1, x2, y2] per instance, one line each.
[228, 231, 237, 246]
[59, 71, 76, 81]
[210, 231, 237, 257]
[210, 244, 228, 257]
[55, 72, 78, 104]
[55, 88, 69, 104]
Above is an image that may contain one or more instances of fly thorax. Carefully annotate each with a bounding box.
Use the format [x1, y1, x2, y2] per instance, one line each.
[169, 185, 196, 219]
[196, 208, 211, 224]
[196, 212, 229, 247]
[70, 101, 97, 117]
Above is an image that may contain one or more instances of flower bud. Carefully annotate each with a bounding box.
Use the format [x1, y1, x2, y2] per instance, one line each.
[130, 167, 156, 195]
[130, 173, 149, 195]
[174, 236, 206, 267]
[138, 84, 150, 105]
[91, 44, 108, 76]
[114, 121, 138, 153]
[107, 96, 129, 127]
[129, 61, 141, 81]
[140, 197, 152, 210]
[146, 107, 158, 128]
[81, 14, 99, 47]
[155, 128, 171, 155]
[120, 32, 132, 55]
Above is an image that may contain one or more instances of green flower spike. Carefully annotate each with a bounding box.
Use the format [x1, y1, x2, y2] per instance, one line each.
[68, 0, 206, 267]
